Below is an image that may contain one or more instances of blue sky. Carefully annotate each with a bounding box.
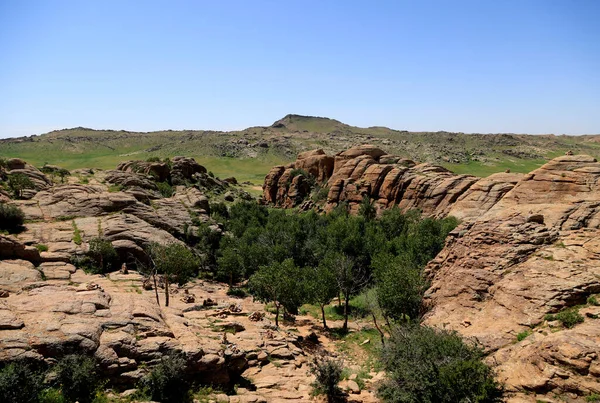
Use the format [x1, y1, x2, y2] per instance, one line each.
[0, 0, 598, 138]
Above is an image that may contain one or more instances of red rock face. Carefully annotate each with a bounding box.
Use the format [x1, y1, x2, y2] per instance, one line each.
[263, 144, 520, 218]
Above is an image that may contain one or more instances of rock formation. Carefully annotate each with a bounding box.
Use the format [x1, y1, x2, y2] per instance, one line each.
[263, 145, 522, 218]
[263, 147, 600, 401]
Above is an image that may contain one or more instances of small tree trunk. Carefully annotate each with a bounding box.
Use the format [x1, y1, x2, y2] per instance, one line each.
[343, 293, 350, 332]
[338, 293, 342, 307]
[320, 304, 328, 329]
[165, 277, 170, 307]
[275, 303, 280, 327]
[372, 312, 385, 346]
[229, 272, 233, 288]
[153, 272, 160, 306]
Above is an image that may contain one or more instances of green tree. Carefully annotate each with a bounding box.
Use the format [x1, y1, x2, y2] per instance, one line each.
[378, 325, 503, 403]
[7, 173, 34, 199]
[305, 264, 338, 329]
[372, 253, 427, 324]
[358, 195, 377, 220]
[54, 354, 99, 403]
[148, 242, 199, 306]
[248, 258, 306, 327]
[0, 362, 43, 403]
[216, 240, 244, 287]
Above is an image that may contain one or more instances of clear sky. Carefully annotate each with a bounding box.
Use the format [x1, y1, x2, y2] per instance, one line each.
[0, 0, 598, 138]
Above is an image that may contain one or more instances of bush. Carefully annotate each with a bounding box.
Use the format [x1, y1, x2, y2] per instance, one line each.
[378, 325, 503, 403]
[146, 156, 161, 162]
[545, 307, 584, 329]
[87, 237, 118, 273]
[312, 185, 329, 203]
[54, 354, 99, 403]
[140, 354, 190, 403]
[36, 244, 49, 252]
[226, 287, 248, 298]
[0, 361, 43, 403]
[210, 202, 229, 219]
[0, 202, 25, 233]
[588, 295, 599, 306]
[156, 181, 174, 198]
[38, 388, 66, 403]
[308, 356, 344, 402]
[516, 330, 531, 342]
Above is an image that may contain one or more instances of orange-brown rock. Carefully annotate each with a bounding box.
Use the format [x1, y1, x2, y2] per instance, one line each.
[263, 145, 521, 219]
[294, 149, 334, 184]
[424, 155, 600, 401]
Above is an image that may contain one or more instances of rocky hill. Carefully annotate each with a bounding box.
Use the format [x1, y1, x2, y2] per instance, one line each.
[1, 114, 599, 181]
[263, 146, 600, 402]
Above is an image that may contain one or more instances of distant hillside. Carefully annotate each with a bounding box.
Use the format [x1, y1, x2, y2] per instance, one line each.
[1, 114, 599, 180]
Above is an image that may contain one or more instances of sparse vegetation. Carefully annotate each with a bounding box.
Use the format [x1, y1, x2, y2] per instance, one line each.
[545, 307, 584, 329]
[35, 244, 49, 252]
[308, 356, 344, 403]
[156, 181, 174, 198]
[516, 329, 532, 342]
[72, 220, 82, 245]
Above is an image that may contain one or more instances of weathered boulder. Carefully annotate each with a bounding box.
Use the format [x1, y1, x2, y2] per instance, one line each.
[116, 161, 170, 182]
[171, 156, 207, 184]
[0, 235, 41, 264]
[294, 149, 334, 184]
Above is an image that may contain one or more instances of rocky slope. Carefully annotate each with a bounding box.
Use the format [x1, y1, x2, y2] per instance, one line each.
[264, 147, 600, 402]
[0, 156, 381, 402]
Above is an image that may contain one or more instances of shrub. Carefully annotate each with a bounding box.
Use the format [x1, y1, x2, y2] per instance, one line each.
[146, 156, 161, 162]
[0, 202, 25, 233]
[140, 354, 190, 403]
[378, 325, 503, 403]
[516, 330, 531, 342]
[156, 181, 174, 198]
[588, 295, 599, 306]
[312, 185, 329, 203]
[38, 388, 66, 403]
[54, 354, 99, 403]
[72, 220, 82, 245]
[36, 244, 49, 252]
[545, 307, 584, 329]
[0, 361, 43, 403]
[226, 287, 248, 298]
[210, 202, 229, 219]
[86, 237, 118, 273]
[308, 356, 344, 402]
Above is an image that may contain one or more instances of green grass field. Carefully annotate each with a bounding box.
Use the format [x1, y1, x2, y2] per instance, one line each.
[1, 115, 599, 186]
